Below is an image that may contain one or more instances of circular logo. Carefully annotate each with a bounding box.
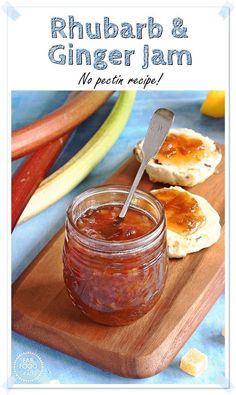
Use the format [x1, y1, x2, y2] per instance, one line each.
[13, 352, 44, 382]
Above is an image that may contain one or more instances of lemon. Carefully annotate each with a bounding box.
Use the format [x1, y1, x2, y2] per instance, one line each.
[200, 91, 225, 118]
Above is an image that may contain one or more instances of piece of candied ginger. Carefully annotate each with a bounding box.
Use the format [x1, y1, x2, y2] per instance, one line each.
[180, 348, 208, 377]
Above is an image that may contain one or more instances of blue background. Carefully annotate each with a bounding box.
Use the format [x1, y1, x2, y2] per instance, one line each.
[12, 91, 225, 385]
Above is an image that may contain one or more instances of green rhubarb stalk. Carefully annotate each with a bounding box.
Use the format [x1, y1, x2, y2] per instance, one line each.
[19, 91, 136, 223]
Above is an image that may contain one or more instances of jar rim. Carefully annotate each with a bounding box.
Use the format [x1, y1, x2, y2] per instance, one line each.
[66, 184, 166, 253]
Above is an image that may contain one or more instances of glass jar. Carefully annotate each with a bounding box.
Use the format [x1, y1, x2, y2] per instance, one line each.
[63, 185, 168, 326]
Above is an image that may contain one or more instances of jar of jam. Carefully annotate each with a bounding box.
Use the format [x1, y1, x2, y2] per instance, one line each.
[63, 185, 168, 326]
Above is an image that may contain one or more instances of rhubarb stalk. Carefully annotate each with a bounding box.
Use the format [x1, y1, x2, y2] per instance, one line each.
[12, 91, 113, 160]
[12, 91, 113, 230]
[19, 91, 136, 223]
[12, 136, 69, 231]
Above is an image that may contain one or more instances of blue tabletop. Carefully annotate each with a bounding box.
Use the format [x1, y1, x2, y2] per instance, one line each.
[11, 91, 225, 386]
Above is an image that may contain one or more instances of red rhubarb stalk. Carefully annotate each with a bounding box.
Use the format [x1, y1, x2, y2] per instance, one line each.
[12, 91, 113, 160]
[11, 135, 69, 231]
[11, 91, 113, 231]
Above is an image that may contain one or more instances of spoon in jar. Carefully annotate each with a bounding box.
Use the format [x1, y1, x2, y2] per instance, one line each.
[118, 108, 175, 219]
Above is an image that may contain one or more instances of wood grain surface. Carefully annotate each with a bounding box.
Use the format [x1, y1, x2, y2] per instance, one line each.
[12, 145, 225, 378]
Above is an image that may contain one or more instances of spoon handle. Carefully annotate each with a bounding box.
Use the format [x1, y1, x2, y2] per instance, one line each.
[119, 160, 147, 218]
[118, 108, 174, 219]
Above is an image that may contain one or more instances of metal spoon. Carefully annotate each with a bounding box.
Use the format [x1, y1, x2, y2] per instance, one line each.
[118, 108, 175, 219]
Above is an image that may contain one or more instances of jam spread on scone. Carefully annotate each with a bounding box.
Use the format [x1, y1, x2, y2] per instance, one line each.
[155, 133, 211, 166]
[152, 188, 206, 235]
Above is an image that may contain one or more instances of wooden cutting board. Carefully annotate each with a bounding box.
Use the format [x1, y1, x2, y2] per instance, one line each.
[12, 145, 225, 379]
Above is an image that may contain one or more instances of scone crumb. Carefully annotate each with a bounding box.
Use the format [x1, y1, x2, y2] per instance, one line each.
[180, 348, 208, 376]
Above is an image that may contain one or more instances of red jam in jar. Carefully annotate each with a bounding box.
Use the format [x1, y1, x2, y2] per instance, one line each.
[63, 185, 168, 326]
[76, 205, 156, 241]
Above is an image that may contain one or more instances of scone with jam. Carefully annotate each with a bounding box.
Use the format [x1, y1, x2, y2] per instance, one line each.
[134, 128, 222, 187]
[151, 186, 221, 258]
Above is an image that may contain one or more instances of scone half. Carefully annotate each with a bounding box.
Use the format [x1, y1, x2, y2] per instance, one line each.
[134, 128, 222, 187]
[151, 186, 221, 258]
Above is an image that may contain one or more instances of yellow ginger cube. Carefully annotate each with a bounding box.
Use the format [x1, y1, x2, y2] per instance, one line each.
[180, 348, 208, 377]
